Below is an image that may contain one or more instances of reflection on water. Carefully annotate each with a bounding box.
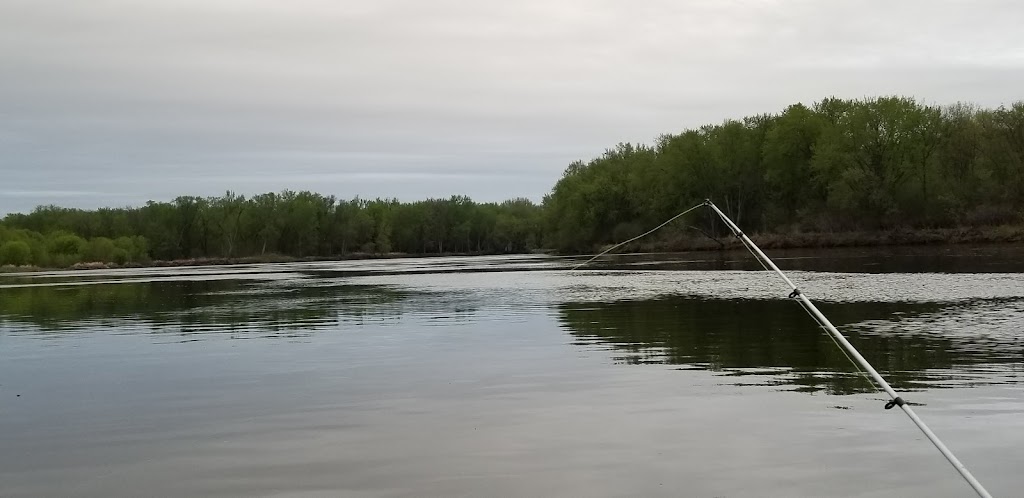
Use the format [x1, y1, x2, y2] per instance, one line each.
[0, 280, 422, 338]
[558, 297, 1024, 394]
[2, 252, 1024, 497]
[3, 259, 1024, 395]
[583, 244, 1024, 274]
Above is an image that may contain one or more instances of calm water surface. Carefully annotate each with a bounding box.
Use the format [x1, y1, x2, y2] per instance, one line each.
[2, 247, 1024, 497]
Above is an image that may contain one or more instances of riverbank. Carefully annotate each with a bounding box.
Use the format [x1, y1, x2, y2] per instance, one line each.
[3, 225, 1024, 273]
[0, 250, 525, 273]
[630, 224, 1024, 252]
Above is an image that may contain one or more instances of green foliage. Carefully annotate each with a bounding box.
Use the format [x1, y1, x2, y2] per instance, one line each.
[85, 237, 116, 262]
[2, 192, 544, 267]
[544, 96, 1024, 250]
[0, 240, 32, 265]
[46, 232, 86, 266]
[48, 232, 86, 255]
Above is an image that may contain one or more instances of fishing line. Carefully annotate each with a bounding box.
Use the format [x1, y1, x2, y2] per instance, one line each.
[568, 203, 880, 391]
[569, 199, 993, 497]
[570, 203, 706, 270]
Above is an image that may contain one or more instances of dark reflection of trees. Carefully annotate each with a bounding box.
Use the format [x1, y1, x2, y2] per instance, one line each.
[0, 280, 419, 336]
[557, 297, 1012, 394]
[579, 245, 1024, 274]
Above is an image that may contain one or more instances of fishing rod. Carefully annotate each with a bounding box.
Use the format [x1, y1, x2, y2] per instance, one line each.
[574, 200, 993, 497]
[701, 200, 992, 498]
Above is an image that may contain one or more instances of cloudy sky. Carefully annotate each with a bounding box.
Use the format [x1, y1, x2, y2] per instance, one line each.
[1, 0, 1023, 214]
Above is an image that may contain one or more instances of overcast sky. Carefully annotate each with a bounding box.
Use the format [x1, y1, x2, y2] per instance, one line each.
[1, 0, 1023, 214]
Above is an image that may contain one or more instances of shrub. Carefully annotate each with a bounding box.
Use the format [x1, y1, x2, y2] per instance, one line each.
[0, 241, 32, 266]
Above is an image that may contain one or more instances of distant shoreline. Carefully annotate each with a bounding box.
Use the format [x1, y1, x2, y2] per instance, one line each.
[0, 250, 543, 273]
[3, 225, 1023, 273]
[631, 224, 1024, 253]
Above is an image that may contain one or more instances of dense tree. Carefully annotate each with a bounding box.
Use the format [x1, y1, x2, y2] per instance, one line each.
[0, 240, 31, 266]
[0, 223, 148, 268]
[2, 192, 544, 267]
[762, 103, 825, 226]
[544, 96, 1024, 250]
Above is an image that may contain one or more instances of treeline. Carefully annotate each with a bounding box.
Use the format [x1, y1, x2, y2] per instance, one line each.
[0, 225, 149, 267]
[1, 193, 543, 266]
[4, 96, 1024, 267]
[544, 97, 1024, 251]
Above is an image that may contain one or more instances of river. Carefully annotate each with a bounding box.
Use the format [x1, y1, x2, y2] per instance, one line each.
[2, 246, 1023, 497]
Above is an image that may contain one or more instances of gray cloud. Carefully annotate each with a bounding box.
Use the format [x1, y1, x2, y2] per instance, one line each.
[2, 0, 1023, 214]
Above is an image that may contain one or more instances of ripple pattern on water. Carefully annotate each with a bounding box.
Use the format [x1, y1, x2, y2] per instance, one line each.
[3, 256, 1024, 395]
[3, 254, 1024, 497]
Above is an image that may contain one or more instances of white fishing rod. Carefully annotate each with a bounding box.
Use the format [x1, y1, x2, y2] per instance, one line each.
[702, 200, 993, 498]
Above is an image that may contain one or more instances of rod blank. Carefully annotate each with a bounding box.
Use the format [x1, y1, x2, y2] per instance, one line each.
[705, 200, 992, 498]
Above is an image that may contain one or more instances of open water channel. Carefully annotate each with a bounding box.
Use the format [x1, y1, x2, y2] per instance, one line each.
[2, 246, 1023, 497]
